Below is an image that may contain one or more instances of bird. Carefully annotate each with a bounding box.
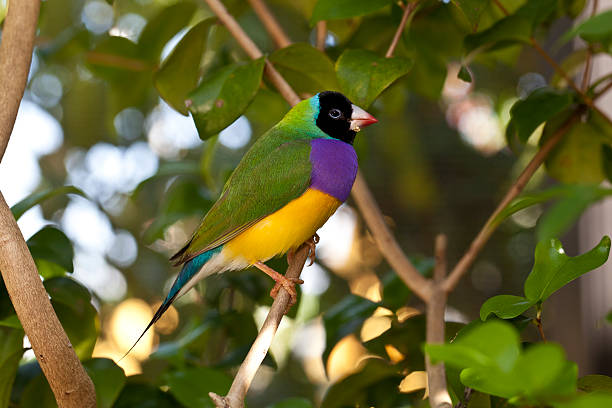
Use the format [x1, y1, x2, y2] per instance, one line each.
[126, 91, 377, 355]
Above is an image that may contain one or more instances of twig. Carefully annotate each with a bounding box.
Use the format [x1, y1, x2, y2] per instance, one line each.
[351, 174, 432, 301]
[0, 0, 96, 407]
[247, 0, 291, 48]
[316, 21, 327, 51]
[534, 305, 547, 342]
[426, 235, 452, 408]
[455, 387, 473, 408]
[595, 79, 612, 99]
[209, 245, 310, 408]
[385, 0, 418, 58]
[443, 112, 581, 292]
[203, 0, 300, 106]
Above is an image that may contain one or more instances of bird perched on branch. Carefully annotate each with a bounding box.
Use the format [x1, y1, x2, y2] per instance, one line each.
[128, 91, 377, 353]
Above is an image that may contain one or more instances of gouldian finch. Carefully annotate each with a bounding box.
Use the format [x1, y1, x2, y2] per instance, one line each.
[132, 91, 377, 348]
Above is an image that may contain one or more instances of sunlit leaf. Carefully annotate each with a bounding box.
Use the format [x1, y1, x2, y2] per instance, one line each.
[335, 49, 412, 108]
[480, 295, 535, 321]
[188, 58, 265, 139]
[311, 0, 394, 24]
[524, 236, 611, 303]
[11, 186, 85, 220]
[268, 43, 339, 94]
[27, 226, 74, 274]
[154, 19, 215, 115]
[83, 358, 126, 408]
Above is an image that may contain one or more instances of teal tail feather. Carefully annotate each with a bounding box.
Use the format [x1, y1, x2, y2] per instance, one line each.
[120, 247, 222, 360]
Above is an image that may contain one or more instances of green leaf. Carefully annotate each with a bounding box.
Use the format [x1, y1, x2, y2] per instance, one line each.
[577, 374, 612, 393]
[524, 236, 611, 303]
[0, 326, 24, 408]
[165, 367, 232, 408]
[322, 294, 378, 362]
[321, 358, 400, 408]
[0, 314, 22, 329]
[458, 65, 472, 83]
[491, 186, 570, 228]
[335, 49, 412, 108]
[86, 36, 152, 81]
[138, 2, 198, 61]
[83, 358, 126, 408]
[44, 277, 99, 359]
[27, 227, 74, 274]
[11, 186, 85, 220]
[452, 0, 488, 31]
[602, 144, 612, 183]
[311, 0, 394, 24]
[154, 19, 215, 115]
[188, 58, 265, 140]
[553, 392, 612, 408]
[563, 10, 612, 48]
[114, 383, 180, 408]
[464, 15, 532, 53]
[507, 88, 574, 143]
[268, 43, 339, 94]
[536, 185, 607, 241]
[267, 398, 314, 408]
[480, 295, 535, 321]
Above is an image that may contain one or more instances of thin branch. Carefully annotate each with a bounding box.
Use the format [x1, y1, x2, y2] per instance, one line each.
[351, 174, 432, 301]
[0, 0, 96, 406]
[426, 235, 452, 408]
[534, 305, 547, 342]
[595, 79, 612, 99]
[209, 245, 310, 408]
[385, 0, 418, 58]
[443, 112, 581, 292]
[316, 21, 327, 51]
[247, 0, 291, 48]
[204, 0, 300, 106]
[491, 0, 509, 16]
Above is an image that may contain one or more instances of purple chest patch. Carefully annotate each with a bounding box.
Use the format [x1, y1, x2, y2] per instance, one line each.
[309, 138, 358, 202]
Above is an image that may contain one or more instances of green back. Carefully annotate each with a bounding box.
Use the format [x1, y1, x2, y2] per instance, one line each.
[171, 98, 327, 265]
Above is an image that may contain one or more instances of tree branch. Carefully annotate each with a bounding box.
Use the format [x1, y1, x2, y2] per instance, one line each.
[426, 235, 452, 408]
[316, 21, 327, 51]
[443, 111, 581, 292]
[247, 0, 291, 48]
[385, 0, 418, 58]
[209, 245, 310, 408]
[0, 1, 96, 406]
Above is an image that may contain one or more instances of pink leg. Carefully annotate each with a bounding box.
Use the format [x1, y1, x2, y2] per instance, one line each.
[253, 261, 304, 311]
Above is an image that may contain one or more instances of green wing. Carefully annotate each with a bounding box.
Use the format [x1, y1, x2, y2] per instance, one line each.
[170, 130, 312, 265]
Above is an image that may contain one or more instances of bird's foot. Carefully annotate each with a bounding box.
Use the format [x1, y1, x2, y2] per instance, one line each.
[305, 233, 319, 266]
[254, 261, 304, 312]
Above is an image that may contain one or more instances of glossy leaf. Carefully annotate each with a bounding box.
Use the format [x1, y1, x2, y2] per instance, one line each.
[268, 43, 339, 94]
[452, 0, 488, 31]
[44, 277, 99, 359]
[0, 326, 24, 408]
[11, 186, 85, 220]
[311, 0, 394, 24]
[27, 226, 74, 273]
[165, 367, 232, 408]
[188, 58, 265, 139]
[524, 237, 611, 303]
[480, 295, 535, 321]
[138, 2, 198, 61]
[154, 19, 215, 115]
[322, 294, 378, 362]
[563, 10, 612, 47]
[335, 49, 412, 108]
[83, 358, 126, 408]
[507, 88, 574, 143]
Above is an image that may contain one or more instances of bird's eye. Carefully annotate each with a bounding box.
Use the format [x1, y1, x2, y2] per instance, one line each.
[329, 108, 342, 119]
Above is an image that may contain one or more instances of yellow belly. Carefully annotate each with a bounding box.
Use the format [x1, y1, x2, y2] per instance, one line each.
[223, 188, 341, 263]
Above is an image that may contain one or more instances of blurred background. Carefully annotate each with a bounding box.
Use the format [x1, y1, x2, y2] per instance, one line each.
[1, 0, 611, 406]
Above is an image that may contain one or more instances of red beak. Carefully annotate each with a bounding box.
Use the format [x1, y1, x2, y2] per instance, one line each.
[349, 105, 378, 131]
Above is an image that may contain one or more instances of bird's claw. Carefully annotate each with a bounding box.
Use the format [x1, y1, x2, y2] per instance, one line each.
[306, 233, 319, 266]
[270, 276, 304, 312]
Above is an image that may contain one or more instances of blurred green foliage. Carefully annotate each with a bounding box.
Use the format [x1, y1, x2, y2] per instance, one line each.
[2, 0, 612, 407]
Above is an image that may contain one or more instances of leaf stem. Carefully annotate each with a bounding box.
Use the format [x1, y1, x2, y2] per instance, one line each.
[535, 304, 547, 342]
[385, 0, 419, 58]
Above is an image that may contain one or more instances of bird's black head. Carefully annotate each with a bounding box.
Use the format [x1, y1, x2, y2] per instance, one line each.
[316, 91, 357, 144]
[315, 91, 378, 144]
